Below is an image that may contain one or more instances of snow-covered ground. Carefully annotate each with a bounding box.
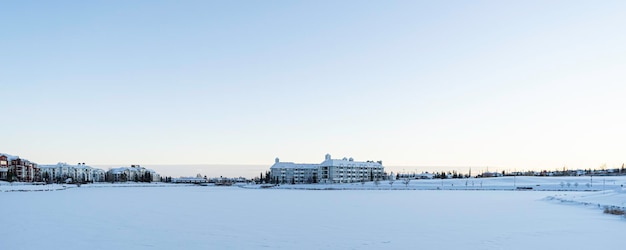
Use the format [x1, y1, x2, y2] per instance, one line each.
[0, 181, 67, 192]
[260, 176, 626, 191]
[0, 181, 192, 192]
[548, 190, 626, 209]
[1, 183, 624, 249]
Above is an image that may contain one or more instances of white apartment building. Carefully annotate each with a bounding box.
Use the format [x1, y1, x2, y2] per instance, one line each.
[270, 154, 385, 184]
[38, 163, 106, 183]
[106, 165, 160, 182]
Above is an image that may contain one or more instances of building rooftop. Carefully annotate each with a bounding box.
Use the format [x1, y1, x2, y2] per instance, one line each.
[271, 154, 383, 169]
[39, 163, 94, 169]
[270, 162, 319, 169]
[109, 166, 157, 174]
[320, 158, 382, 167]
[0, 153, 20, 161]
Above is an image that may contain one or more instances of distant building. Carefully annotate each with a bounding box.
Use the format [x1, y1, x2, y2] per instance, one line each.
[0, 154, 10, 180]
[172, 177, 207, 184]
[38, 163, 106, 183]
[398, 172, 434, 179]
[106, 165, 160, 182]
[481, 172, 503, 178]
[0, 153, 38, 182]
[270, 154, 385, 184]
[12, 157, 38, 182]
[269, 157, 319, 184]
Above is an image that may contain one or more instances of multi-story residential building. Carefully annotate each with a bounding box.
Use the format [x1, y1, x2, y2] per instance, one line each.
[9, 157, 38, 182]
[0, 154, 10, 180]
[318, 154, 385, 184]
[269, 158, 319, 184]
[1, 153, 42, 182]
[38, 163, 106, 183]
[106, 165, 160, 182]
[270, 154, 385, 184]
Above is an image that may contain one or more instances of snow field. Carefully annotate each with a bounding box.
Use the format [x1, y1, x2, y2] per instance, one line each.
[2, 186, 624, 250]
[264, 176, 626, 191]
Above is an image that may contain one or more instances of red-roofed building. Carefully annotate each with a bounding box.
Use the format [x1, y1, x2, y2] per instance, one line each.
[0, 155, 9, 180]
[0, 154, 39, 182]
[10, 157, 38, 182]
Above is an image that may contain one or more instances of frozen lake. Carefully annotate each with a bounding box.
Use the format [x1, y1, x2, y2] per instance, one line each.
[3, 186, 623, 249]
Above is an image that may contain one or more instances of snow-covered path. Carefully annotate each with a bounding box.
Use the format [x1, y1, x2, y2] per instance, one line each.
[2, 187, 623, 249]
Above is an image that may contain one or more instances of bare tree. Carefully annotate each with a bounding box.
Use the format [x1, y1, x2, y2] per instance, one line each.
[402, 178, 411, 187]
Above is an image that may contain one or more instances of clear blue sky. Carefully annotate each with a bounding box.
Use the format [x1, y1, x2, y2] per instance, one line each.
[2, 1, 625, 173]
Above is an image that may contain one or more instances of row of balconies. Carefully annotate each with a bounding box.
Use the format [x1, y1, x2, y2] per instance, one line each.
[333, 166, 382, 169]
[334, 171, 383, 174]
[333, 175, 380, 178]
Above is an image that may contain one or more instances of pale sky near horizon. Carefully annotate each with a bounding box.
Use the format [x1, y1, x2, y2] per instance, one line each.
[2, 1, 625, 174]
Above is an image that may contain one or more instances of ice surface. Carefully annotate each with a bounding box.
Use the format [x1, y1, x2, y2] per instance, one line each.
[1, 185, 624, 249]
